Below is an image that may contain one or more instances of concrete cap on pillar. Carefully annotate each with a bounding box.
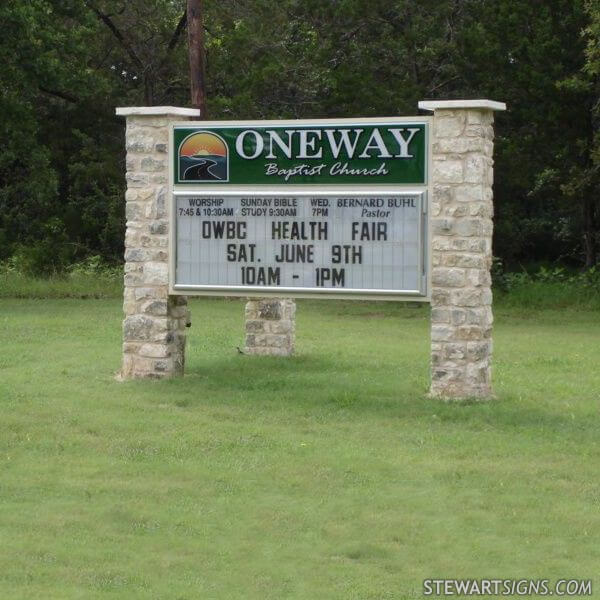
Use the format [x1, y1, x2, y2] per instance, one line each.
[115, 106, 202, 117]
[418, 99, 506, 112]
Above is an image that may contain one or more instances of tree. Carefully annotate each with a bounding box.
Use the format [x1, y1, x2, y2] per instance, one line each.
[576, 0, 600, 267]
[0, 0, 109, 269]
[456, 0, 595, 268]
[83, 0, 189, 106]
[1, 0, 598, 271]
[187, 0, 207, 115]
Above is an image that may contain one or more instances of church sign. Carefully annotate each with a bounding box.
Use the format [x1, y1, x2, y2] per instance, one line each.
[170, 118, 430, 300]
[173, 121, 427, 185]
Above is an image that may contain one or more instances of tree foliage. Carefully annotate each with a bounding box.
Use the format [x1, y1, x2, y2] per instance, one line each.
[0, 0, 598, 273]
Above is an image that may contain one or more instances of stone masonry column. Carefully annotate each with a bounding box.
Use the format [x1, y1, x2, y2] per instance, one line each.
[244, 298, 295, 356]
[116, 106, 200, 379]
[419, 100, 506, 400]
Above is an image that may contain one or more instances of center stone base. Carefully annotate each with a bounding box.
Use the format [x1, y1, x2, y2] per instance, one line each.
[244, 298, 295, 356]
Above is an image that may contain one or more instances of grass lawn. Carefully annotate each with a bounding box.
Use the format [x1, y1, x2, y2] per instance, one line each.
[0, 297, 599, 599]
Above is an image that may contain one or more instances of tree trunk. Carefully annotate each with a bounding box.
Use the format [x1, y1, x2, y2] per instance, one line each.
[144, 74, 154, 106]
[585, 78, 599, 269]
[187, 0, 207, 118]
[583, 194, 597, 268]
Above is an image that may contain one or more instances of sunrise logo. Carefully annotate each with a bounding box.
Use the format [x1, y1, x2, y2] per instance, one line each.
[178, 131, 229, 182]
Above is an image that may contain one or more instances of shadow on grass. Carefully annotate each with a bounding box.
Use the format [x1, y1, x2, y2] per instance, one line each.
[172, 350, 417, 400]
[157, 352, 600, 443]
[186, 355, 342, 391]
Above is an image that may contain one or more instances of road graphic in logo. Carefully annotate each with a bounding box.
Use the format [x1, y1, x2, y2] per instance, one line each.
[178, 131, 229, 182]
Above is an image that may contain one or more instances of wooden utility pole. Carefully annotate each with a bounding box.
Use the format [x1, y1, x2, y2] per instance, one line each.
[187, 0, 207, 118]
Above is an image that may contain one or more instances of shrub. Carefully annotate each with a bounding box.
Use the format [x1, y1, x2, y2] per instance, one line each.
[492, 258, 600, 310]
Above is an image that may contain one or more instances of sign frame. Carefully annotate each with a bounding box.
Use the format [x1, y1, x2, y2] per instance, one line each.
[173, 118, 428, 186]
[168, 117, 432, 302]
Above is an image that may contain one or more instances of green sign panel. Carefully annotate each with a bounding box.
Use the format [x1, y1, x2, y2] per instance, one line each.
[173, 121, 427, 185]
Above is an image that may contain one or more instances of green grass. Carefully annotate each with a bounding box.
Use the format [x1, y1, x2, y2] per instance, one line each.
[494, 280, 600, 311]
[1, 297, 599, 599]
[0, 270, 122, 299]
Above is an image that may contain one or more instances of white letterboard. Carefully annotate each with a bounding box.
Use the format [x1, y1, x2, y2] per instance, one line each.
[173, 192, 427, 298]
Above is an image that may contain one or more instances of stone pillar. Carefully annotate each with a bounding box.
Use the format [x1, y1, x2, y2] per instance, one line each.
[244, 298, 295, 356]
[419, 99, 506, 400]
[116, 106, 201, 379]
